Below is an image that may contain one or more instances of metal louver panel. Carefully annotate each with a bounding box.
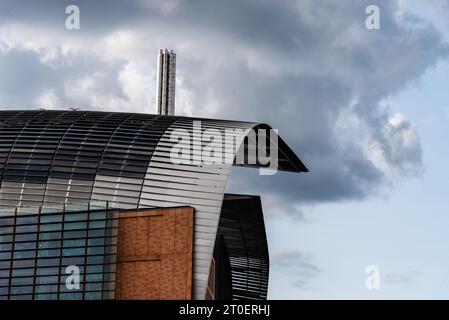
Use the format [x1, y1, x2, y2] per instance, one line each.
[217, 194, 269, 300]
[0, 111, 177, 208]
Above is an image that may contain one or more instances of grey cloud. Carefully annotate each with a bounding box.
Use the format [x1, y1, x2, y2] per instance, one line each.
[0, 48, 127, 109]
[175, 0, 441, 208]
[0, 50, 55, 106]
[0, 0, 446, 218]
[0, 0, 152, 34]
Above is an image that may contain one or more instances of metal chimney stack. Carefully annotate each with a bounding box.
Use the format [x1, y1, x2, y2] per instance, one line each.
[156, 49, 176, 116]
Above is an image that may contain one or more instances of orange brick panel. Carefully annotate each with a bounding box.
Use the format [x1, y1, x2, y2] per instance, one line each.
[115, 207, 194, 300]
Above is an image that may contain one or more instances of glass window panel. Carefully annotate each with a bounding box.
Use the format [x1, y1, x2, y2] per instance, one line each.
[0, 269, 9, 277]
[88, 220, 105, 229]
[64, 222, 87, 231]
[87, 238, 105, 246]
[38, 240, 61, 249]
[87, 255, 104, 265]
[13, 250, 36, 259]
[13, 259, 35, 268]
[63, 247, 85, 257]
[61, 257, 84, 266]
[15, 242, 36, 250]
[12, 268, 34, 277]
[64, 230, 86, 239]
[40, 215, 62, 224]
[11, 276, 33, 286]
[85, 283, 102, 292]
[35, 284, 59, 294]
[0, 243, 12, 251]
[35, 293, 58, 300]
[63, 239, 85, 248]
[39, 231, 62, 241]
[38, 248, 60, 258]
[0, 226, 13, 235]
[59, 292, 82, 300]
[15, 234, 37, 242]
[35, 275, 59, 285]
[0, 251, 11, 260]
[40, 223, 62, 232]
[88, 229, 106, 237]
[36, 267, 59, 276]
[10, 294, 33, 300]
[15, 225, 37, 233]
[0, 218, 14, 226]
[11, 286, 33, 295]
[85, 291, 102, 300]
[16, 215, 38, 225]
[87, 247, 104, 256]
[37, 258, 59, 267]
[0, 235, 13, 243]
[86, 265, 103, 274]
[89, 212, 106, 220]
[64, 213, 87, 222]
[85, 273, 103, 282]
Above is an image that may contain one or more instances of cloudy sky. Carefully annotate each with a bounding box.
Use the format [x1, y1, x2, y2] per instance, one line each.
[1, 0, 449, 299]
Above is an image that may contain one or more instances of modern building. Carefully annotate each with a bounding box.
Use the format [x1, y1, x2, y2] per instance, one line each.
[156, 49, 176, 116]
[0, 110, 307, 300]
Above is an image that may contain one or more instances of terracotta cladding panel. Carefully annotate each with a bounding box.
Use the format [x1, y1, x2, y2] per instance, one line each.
[123, 218, 137, 257]
[115, 207, 194, 300]
[161, 214, 176, 254]
[175, 214, 188, 253]
[147, 261, 161, 300]
[173, 255, 188, 299]
[115, 263, 122, 300]
[134, 262, 148, 299]
[160, 257, 174, 299]
[148, 216, 162, 255]
[121, 262, 135, 298]
[136, 217, 149, 256]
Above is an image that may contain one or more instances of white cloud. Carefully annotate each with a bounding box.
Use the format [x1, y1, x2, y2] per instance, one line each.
[34, 89, 61, 109]
[384, 113, 422, 175]
[118, 62, 153, 112]
[271, 249, 321, 289]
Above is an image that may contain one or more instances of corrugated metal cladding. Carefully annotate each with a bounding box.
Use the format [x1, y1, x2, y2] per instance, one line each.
[0, 110, 307, 299]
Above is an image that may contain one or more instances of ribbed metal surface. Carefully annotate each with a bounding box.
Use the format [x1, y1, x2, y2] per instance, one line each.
[0, 110, 307, 299]
[217, 194, 269, 300]
[0, 111, 176, 208]
[139, 118, 254, 299]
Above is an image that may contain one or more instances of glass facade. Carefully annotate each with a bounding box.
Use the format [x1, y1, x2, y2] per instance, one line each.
[0, 202, 118, 300]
